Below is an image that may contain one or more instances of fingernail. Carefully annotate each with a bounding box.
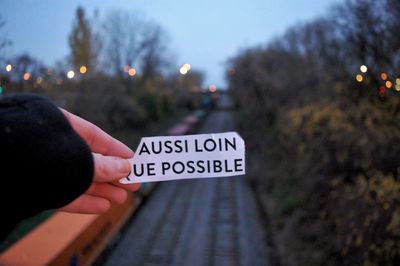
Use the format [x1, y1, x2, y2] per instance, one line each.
[118, 158, 131, 174]
[126, 147, 134, 156]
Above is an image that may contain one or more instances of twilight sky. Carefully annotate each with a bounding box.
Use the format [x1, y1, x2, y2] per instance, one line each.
[1, 0, 342, 87]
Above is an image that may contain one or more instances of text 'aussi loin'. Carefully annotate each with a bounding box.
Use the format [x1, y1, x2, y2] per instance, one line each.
[137, 136, 237, 155]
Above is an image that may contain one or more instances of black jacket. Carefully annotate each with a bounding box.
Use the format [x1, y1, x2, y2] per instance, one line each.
[0, 93, 94, 241]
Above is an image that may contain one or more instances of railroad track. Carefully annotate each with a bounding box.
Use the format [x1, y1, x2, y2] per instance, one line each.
[105, 108, 270, 266]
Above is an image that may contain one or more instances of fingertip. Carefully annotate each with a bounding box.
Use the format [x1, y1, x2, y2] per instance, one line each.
[115, 189, 128, 204]
[94, 154, 132, 182]
[115, 142, 134, 158]
[126, 149, 134, 158]
[132, 183, 141, 191]
[113, 182, 141, 191]
[118, 158, 132, 175]
[96, 199, 111, 214]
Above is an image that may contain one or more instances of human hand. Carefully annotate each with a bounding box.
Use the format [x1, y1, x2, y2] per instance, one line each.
[58, 109, 140, 214]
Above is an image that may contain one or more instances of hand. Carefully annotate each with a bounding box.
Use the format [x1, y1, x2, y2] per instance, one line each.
[58, 109, 140, 214]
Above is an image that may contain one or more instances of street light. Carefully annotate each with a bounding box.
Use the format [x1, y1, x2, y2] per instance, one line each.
[179, 66, 188, 75]
[79, 65, 87, 74]
[23, 72, 31, 81]
[128, 68, 136, 77]
[67, 70, 75, 79]
[360, 65, 367, 73]
[180, 63, 191, 75]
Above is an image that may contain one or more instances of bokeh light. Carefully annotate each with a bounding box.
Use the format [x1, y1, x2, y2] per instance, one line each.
[5, 64, 12, 72]
[36, 77, 43, 84]
[356, 74, 363, 82]
[209, 84, 217, 93]
[396, 78, 400, 85]
[23, 72, 31, 81]
[360, 65, 367, 73]
[380, 72, 388, 80]
[379, 86, 386, 97]
[179, 66, 188, 75]
[396, 84, 400, 91]
[179, 63, 191, 75]
[79, 65, 87, 74]
[385, 81, 393, 89]
[67, 70, 75, 79]
[128, 68, 136, 76]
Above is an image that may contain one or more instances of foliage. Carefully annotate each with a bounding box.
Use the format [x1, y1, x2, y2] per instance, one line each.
[278, 99, 400, 265]
[228, 0, 400, 265]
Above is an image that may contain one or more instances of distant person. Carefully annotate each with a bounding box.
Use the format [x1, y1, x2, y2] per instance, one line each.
[0, 93, 140, 241]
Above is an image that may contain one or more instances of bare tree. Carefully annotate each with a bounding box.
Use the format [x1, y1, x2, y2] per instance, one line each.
[333, 0, 399, 79]
[139, 23, 170, 85]
[0, 16, 12, 64]
[101, 11, 145, 78]
[101, 11, 171, 83]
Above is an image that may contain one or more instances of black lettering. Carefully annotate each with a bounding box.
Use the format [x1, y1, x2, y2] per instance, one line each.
[225, 137, 237, 151]
[204, 139, 216, 152]
[214, 160, 222, 172]
[187, 161, 195, 173]
[207, 160, 211, 173]
[172, 161, 185, 174]
[133, 164, 144, 177]
[196, 160, 205, 173]
[162, 162, 171, 175]
[147, 163, 155, 176]
[234, 158, 243, 172]
[138, 142, 150, 155]
[184, 140, 189, 153]
[151, 141, 162, 154]
[224, 159, 233, 172]
[164, 140, 173, 153]
[195, 139, 202, 152]
[175, 140, 183, 153]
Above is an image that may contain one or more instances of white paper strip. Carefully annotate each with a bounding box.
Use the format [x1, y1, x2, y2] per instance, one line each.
[120, 131, 245, 183]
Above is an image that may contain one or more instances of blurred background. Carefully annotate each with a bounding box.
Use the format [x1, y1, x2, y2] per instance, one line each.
[1, 0, 400, 265]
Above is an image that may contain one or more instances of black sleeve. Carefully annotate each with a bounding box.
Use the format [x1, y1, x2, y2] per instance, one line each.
[0, 93, 94, 241]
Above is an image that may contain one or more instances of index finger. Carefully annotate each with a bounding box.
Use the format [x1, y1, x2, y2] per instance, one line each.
[61, 109, 134, 158]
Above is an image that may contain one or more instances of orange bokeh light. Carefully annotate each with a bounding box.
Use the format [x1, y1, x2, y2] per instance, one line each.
[128, 68, 136, 76]
[79, 65, 87, 74]
[23, 72, 31, 81]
